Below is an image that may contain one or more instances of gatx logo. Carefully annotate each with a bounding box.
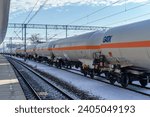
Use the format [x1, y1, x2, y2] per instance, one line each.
[103, 36, 112, 43]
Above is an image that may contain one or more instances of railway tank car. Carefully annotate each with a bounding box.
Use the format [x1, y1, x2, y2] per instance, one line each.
[26, 44, 36, 59]
[100, 20, 150, 87]
[16, 47, 25, 57]
[50, 20, 150, 87]
[14, 20, 150, 88]
[35, 42, 54, 63]
[51, 30, 105, 72]
[11, 48, 16, 56]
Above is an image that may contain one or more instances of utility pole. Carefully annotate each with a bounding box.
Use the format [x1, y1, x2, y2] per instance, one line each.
[22, 24, 24, 40]
[46, 25, 48, 42]
[10, 37, 12, 54]
[24, 24, 27, 54]
[66, 25, 68, 38]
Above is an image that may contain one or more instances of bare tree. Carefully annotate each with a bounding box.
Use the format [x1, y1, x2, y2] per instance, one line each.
[29, 34, 43, 44]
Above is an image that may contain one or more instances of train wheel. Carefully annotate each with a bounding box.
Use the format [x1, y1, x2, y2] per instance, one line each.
[90, 72, 94, 79]
[69, 65, 72, 69]
[75, 64, 79, 69]
[49, 61, 53, 66]
[59, 64, 62, 69]
[129, 80, 132, 84]
[65, 65, 68, 69]
[109, 76, 116, 85]
[55, 62, 59, 68]
[83, 71, 87, 77]
[58, 61, 62, 69]
[120, 73, 129, 88]
[89, 70, 94, 79]
[139, 77, 149, 87]
[105, 72, 116, 85]
[97, 72, 101, 77]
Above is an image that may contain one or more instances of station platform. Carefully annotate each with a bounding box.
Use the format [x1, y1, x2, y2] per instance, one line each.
[0, 54, 26, 100]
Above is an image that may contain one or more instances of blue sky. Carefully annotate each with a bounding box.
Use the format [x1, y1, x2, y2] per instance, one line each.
[6, 0, 150, 41]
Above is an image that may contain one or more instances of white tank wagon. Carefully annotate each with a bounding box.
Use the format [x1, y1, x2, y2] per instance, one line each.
[26, 44, 36, 59]
[15, 48, 20, 56]
[100, 20, 150, 87]
[16, 47, 25, 57]
[12, 20, 150, 88]
[51, 30, 105, 73]
[35, 42, 54, 63]
[11, 48, 16, 56]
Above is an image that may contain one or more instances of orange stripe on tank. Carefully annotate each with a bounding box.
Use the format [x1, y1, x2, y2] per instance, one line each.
[101, 40, 150, 48]
[21, 40, 150, 53]
[50, 40, 150, 51]
[51, 45, 100, 51]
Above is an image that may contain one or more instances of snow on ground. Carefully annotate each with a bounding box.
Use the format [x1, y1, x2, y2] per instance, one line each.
[68, 69, 150, 94]
[13, 57, 150, 100]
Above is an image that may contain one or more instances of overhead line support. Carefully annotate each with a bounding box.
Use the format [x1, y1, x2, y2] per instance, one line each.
[8, 23, 109, 31]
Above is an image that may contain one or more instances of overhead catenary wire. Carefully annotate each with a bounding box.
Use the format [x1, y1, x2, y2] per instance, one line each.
[84, 1, 150, 25]
[13, 1, 150, 41]
[23, 0, 40, 24]
[15, 0, 48, 40]
[26, 0, 49, 24]
[52, 1, 150, 39]
[105, 11, 150, 27]
[14, 0, 41, 38]
[48, 0, 123, 39]
[66, 9, 150, 40]
[14, 31, 22, 40]
[49, 0, 149, 39]
[15, 0, 122, 40]
[68, 0, 122, 25]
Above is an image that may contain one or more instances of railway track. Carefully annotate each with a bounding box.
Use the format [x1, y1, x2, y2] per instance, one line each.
[67, 68, 150, 89]
[31, 58, 150, 97]
[11, 63, 42, 100]
[7, 57, 75, 100]
[8, 56, 150, 98]
[63, 68, 150, 97]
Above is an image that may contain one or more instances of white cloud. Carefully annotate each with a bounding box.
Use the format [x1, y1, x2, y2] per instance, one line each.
[10, 0, 148, 14]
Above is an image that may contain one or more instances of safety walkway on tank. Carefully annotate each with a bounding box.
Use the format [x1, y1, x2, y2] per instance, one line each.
[0, 54, 26, 100]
